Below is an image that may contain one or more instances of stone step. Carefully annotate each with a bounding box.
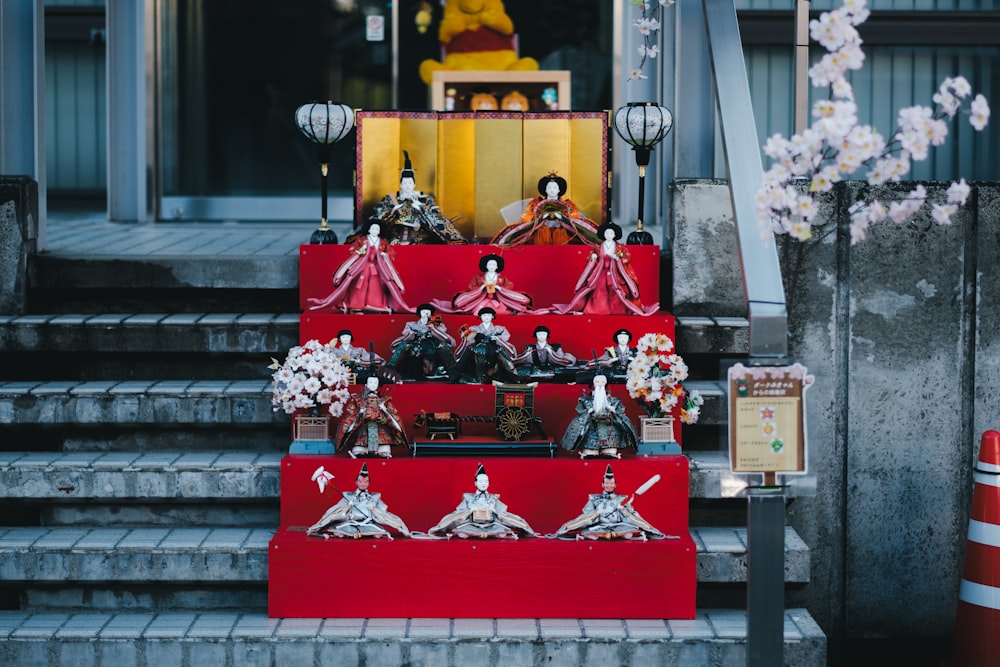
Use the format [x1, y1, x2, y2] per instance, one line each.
[0, 313, 298, 353]
[0, 525, 809, 586]
[0, 379, 727, 429]
[0, 313, 748, 381]
[0, 609, 826, 666]
[0, 451, 757, 502]
[0, 380, 281, 427]
[0, 313, 748, 354]
[674, 315, 748, 355]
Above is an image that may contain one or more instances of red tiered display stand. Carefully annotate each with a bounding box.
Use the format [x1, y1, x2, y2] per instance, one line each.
[299, 244, 662, 313]
[269, 456, 695, 618]
[271, 177, 696, 618]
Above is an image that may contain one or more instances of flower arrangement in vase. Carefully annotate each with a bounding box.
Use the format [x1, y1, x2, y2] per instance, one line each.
[269, 339, 352, 418]
[625, 332, 702, 426]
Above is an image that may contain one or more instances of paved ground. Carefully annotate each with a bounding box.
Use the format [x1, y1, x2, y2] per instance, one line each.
[43, 210, 327, 258]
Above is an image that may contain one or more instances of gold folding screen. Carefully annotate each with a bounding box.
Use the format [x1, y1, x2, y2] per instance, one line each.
[356, 111, 609, 238]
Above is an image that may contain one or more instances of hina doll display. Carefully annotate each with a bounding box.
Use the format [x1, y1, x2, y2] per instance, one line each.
[449, 307, 519, 384]
[550, 222, 659, 315]
[490, 172, 600, 246]
[307, 221, 413, 313]
[330, 330, 384, 381]
[306, 463, 411, 539]
[387, 303, 456, 380]
[369, 151, 466, 246]
[589, 328, 636, 382]
[560, 373, 638, 459]
[513, 325, 577, 381]
[554, 465, 665, 541]
[336, 375, 409, 458]
[430, 253, 533, 315]
[427, 463, 537, 539]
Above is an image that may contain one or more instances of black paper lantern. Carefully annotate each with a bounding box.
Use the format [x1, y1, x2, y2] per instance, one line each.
[295, 102, 355, 244]
[613, 102, 673, 245]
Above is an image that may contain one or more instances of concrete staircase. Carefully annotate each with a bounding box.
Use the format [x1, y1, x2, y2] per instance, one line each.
[0, 239, 826, 665]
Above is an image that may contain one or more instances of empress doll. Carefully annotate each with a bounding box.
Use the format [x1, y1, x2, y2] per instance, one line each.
[490, 173, 599, 246]
[431, 253, 533, 315]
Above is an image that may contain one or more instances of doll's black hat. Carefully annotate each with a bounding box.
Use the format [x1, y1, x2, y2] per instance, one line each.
[359, 462, 370, 477]
[537, 172, 567, 197]
[604, 464, 614, 479]
[400, 150, 415, 180]
[479, 253, 505, 272]
[597, 222, 623, 240]
[475, 462, 486, 479]
[533, 325, 550, 336]
[612, 328, 632, 342]
[337, 329, 353, 339]
[477, 306, 497, 318]
[417, 303, 435, 315]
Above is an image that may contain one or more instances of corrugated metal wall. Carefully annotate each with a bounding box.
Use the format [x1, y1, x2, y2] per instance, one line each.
[44, 0, 107, 192]
[45, 41, 106, 191]
[746, 43, 999, 181]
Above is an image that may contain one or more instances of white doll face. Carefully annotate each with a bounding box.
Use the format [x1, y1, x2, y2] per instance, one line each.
[399, 176, 416, 195]
[339, 334, 353, 346]
[366, 376, 379, 392]
[604, 228, 616, 241]
[616, 332, 630, 346]
[602, 477, 616, 493]
[485, 259, 498, 272]
[479, 312, 494, 325]
[535, 330, 548, 343]
[368, 222, 381, 236]
[593, 374, 608, 390]
[356, 475, 370, 491]
[545, 180, 560, 198]
[475, 474, 490, 492]
[419, 308, 432, 321]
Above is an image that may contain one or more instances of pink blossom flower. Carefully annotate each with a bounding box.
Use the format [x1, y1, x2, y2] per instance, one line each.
[947, 179, 970, 206]
[970, 94, 991, 131]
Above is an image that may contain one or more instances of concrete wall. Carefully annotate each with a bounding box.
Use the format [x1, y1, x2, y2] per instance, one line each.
[673, 179, 1000, 640]
[0, 176, 38, 315]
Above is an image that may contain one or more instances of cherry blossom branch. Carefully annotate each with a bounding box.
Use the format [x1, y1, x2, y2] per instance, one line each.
[756, 0, 990, 246]
[627, 0, 675, 81]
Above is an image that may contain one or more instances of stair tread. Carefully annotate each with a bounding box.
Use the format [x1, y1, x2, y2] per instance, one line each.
[0, 524, 810, 584]
[0, 607, 824, 641]
[2, 451, 758, 500]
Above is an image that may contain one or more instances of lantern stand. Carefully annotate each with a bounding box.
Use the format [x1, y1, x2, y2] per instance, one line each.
[613, 102, 673, 245]
[295, 101, 356, 244]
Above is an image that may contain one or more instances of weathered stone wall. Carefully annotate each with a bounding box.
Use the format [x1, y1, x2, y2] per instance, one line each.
[0, 176, 38, 315]
[673, 179, 1000, 640]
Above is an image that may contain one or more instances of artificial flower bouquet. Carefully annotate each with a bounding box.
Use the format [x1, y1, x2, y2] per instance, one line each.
[269, 339, 352, 417]
[625, 332, 703, 425]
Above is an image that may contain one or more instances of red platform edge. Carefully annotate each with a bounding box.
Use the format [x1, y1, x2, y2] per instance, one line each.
[269, 456, 696, 619]
[299, 244, 662, 312]
[284, 382, 683, 447]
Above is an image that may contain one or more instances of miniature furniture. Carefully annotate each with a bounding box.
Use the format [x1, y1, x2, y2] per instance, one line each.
[429, 70, 572, 111]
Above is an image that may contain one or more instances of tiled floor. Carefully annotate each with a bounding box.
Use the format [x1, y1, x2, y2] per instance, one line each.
[43, 207, 342, 258]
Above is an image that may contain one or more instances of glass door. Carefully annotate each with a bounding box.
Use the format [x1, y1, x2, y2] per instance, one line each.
[158, 0, 392, 220]
[156, 0, 614, 222]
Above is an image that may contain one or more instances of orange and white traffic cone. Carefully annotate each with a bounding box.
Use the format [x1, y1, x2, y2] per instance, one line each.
[951, 429, 1000, 667]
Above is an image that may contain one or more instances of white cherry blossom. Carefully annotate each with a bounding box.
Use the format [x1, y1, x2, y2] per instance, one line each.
[757, 0, 989, 246]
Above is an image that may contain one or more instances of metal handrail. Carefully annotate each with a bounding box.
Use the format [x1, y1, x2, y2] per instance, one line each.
[702, 0, 788, 359]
